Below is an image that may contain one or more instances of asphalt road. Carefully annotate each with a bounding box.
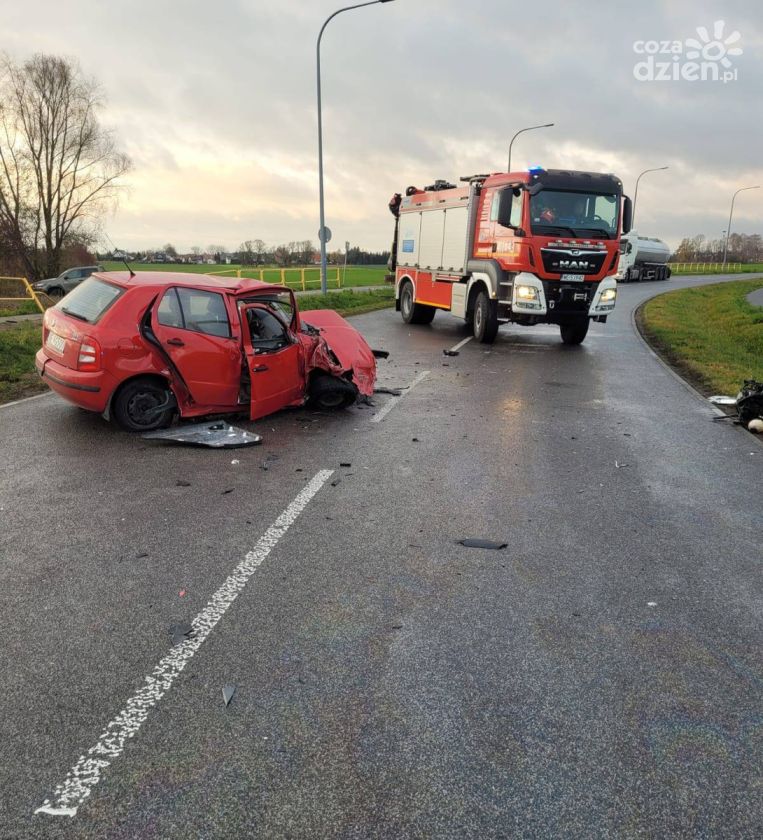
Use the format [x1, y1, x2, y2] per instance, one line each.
[1, 274, 760, 839]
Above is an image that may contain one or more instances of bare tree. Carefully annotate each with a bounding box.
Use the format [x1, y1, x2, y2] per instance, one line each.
[0, 54, 131, 280]
[297, 239, 314, 266]
[252, 238, 267, 265]
[273, 245, 291, 267]
[239, 240, 255, 266]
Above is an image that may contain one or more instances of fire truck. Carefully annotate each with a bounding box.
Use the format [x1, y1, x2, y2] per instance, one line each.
[387, 167, 632, 344]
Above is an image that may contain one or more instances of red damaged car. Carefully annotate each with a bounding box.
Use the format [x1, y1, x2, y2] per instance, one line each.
[35, 272, 377, 431]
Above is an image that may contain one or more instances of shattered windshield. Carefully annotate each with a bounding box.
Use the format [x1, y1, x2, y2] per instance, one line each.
[529, 190, 618, 238]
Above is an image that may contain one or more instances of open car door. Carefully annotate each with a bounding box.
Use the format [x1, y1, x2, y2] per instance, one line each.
[240, 303, 305, 421]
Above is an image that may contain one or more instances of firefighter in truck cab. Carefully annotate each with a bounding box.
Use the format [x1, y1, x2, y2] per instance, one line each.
[386, 167, 632, 344]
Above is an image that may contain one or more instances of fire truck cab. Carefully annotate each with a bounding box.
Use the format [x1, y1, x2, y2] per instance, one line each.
[388, 167, 632, 344]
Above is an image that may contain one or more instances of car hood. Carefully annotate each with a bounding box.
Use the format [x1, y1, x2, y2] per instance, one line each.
[300, 309, 376, 396]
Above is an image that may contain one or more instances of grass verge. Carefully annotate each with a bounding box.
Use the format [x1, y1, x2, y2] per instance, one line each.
[0, 288, 394, 405]
[0, 300, 40, 317]
[0, 322, 47, 403]
[297, 287, 394, 317]
[637, 279, 763, 396]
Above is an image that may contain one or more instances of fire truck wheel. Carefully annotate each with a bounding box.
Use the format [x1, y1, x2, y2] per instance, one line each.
[308, 374, 358, 410]
[473, 289, 498, 343]
[559, 319, 590, 345]
[400, 280, 436, 325]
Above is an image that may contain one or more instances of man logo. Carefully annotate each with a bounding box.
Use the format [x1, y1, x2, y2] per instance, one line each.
[559, 260, 590, 269]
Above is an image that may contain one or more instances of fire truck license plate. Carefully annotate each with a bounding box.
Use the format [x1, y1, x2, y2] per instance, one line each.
[560, 274, 584, 282]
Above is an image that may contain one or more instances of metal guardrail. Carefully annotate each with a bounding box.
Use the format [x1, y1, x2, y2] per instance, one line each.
[0, 275, 49, 313]
[670, 262, 743, 274]
[206, 266, 342, 291]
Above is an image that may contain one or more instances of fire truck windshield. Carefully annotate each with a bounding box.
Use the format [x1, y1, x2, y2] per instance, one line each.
[530, 190, 618, 238]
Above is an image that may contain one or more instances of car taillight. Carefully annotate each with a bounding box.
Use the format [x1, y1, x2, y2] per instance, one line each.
[78, 336, 102, 371]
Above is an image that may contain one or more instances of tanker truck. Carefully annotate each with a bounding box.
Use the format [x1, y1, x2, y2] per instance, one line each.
[615, 230, 672, 282]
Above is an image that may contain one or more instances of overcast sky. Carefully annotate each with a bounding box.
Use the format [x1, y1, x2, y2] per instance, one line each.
[3, 0, 761, 251]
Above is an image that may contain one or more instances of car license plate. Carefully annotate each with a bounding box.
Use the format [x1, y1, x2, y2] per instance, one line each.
[46, 332, 66, 353]
[560, 273, 584, 282]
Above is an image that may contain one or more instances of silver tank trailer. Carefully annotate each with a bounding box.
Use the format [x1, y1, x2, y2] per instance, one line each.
[616, 231, 672, 281]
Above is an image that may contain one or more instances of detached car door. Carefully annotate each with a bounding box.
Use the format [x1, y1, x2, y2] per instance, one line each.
[151, 286, 241, 408]
[240, 303, 304, 421]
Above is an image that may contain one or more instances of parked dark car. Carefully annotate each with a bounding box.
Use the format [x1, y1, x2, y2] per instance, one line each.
[32, 266, 104, 299]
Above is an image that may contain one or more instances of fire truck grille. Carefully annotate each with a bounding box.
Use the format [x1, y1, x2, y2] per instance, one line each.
[544, 283, 597, 312]
[541, 248, 607, 276]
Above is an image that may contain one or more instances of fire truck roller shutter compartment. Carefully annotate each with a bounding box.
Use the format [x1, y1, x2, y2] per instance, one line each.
[419, 210, 446, 270]
[441, 206, 469, 273]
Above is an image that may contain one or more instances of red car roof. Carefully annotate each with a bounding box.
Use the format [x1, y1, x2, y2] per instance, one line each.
[95, 271, 286, 295]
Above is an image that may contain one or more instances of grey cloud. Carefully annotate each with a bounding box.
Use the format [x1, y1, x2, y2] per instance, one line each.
[4, 0, 761, 250]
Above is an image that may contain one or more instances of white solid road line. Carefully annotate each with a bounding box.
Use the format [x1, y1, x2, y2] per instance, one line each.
[370, 370, 430, 424]
[0, 391, 54, 410]
[34, 469, 334, 819]
[448, 336, 473, 353]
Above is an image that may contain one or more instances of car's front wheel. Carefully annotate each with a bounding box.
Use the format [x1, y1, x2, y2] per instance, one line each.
[112, 377, 175, 431]
[308, 374, 358, 410]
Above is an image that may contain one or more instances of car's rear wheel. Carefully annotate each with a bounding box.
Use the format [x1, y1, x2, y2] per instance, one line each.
[113, 377, 175, 431]
[308, 374, 358, 410]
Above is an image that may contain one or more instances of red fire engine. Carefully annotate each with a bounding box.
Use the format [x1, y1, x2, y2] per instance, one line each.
[387, 167, 632, 344]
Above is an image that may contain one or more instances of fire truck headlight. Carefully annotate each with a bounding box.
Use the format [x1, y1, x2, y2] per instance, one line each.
[600, 287, 617, 303]
[516, 285, 539, 301]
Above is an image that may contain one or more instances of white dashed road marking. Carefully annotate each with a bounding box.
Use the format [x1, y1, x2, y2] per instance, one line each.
[448, 336, 473, 353]
[34, 469, 334, 818]
[371, 370, 430, 424]
[0, 391, 54, 409]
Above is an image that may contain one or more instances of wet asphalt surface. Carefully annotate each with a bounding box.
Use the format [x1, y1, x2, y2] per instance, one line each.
[0, 274, 761, 839]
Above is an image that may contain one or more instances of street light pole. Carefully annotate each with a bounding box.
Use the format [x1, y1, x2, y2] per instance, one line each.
[722, 185, 760, 269]
[632, 166, 668, 227]
[507, 123, 554, 172]
[317, 0, 395, 294]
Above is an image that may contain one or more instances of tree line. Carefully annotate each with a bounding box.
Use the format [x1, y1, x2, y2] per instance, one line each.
[671, 233, 763, 263]
[237, 240, 388, 267]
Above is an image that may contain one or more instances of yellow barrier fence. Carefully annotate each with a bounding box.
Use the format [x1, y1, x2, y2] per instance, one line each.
[0, 276, 48, 313]
[206, 266, 342, 291]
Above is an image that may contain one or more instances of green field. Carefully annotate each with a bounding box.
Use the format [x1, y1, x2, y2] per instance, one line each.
[639, 278, 763, 396]
[101, 262, 388, 289]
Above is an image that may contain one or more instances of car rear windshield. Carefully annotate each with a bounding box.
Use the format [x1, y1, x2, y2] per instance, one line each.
[56, 277, 124, 324]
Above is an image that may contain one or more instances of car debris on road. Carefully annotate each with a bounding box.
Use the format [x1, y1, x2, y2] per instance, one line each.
[457, 538, 508, 550]
[142, 422, 262, 448]
[709, 380, 763, 433]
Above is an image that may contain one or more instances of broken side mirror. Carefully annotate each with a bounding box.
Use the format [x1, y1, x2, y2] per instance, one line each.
[622, 196, 633, 234]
